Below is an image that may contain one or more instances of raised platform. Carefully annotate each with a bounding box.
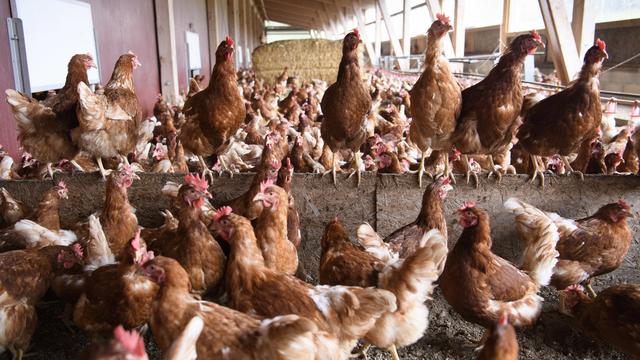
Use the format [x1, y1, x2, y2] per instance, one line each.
[0, 173, 637, 359]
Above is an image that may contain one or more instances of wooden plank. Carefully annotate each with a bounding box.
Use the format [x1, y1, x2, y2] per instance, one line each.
[402, 0, 411, 56]
[538, 0, 581, 84]
[453, 0, 465, 57]
[377, 0, 407, 70]
[352, 2, 376, 65]
[572, 0, 596, 59]
[500, 0, 510, 51]
[423, 0, 456, 57]
[154, 0, 179, 102]
[374, 3, 381, 64]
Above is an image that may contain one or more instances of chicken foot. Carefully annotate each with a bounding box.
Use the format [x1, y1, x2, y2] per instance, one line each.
[96, 157, 113, 180]
[440, 151, 456, 184]
[70, 160, 85, 172]
[350, 343, 370, 359]
[198, 156, 215, 182]
[487, 155, 503, 183]
[8, 345, 24, 360]
[389, 344, 400, 360]
[346, 150, 363, 187]
[529, 155, 546, 189]
[462, 155, 479, 188]
[582, 278, 598, 298]
[561, 156, 584, 180]
[216, 156, 234, 178]
[416, 152, 429, 188]
[323, 152, 338, 185]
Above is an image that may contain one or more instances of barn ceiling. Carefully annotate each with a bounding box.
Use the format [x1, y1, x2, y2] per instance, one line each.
[261, 0, 376, 30]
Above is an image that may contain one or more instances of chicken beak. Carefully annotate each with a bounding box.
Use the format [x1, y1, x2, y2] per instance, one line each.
[202, 190, 212, 199]
[603, 50, 609, 60]
[447, 24, 453, 33]
[253, 192, 265, 202]
[132, 172, 141, 180]
[537, 40, 546, 49]
[442, 184, 454, 193]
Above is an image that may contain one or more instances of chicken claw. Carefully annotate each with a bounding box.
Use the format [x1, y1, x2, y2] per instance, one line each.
[323, 152, 338, 185]
[416, 153, 427, 188]
[348, 150, 363, 187]
[462, 155, 479, 188]
[198, 156, 215, 182]
[70, 160, 85, 172]
[582, 279, 598, 298]
[529, 155, 545, 189]
[96, 157, 112, 180]
[487, 155, 503, 184]
[561, 156, 584, 180]
[350, 343, 370, 359]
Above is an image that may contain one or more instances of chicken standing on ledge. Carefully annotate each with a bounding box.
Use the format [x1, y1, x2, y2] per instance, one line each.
[321, 29, 372, 186]
[409, 13, 461, 186]
[76, 52, 142, 179]
[452, 31, 544, 185]
[5, 54, 95, 178]
[179, 36, 245, 180]
[517, 40, 608, 187]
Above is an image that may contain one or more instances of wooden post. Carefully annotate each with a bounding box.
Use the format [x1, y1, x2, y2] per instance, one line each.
[377, 0, 408, 70]
[572, 0, 596, 59]
[374, 4, 382, 65]
[154, 0, 179, 102]
[352, 2, 376, 66]
[453, 0, 465, 57]
[424, 0, 456, 58]
[499, 0, 510, 51]
[539, 0, 581, 84]
[402, 0, 411, 56]
[243, 0, 250, 67]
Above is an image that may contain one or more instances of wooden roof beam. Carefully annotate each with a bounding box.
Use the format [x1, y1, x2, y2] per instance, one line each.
[352, 2, 376, 65]
[538, 0, 581, 84]
[377, 0, 408, 70]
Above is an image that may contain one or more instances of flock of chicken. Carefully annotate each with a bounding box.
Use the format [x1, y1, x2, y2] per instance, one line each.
[0, 12, 638, 360]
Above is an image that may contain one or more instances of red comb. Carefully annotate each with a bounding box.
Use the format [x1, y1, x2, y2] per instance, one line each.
[352, 28, 360, 37]
[269, 159, 281, 169]
[459, 200, 476, 210]
[225, 36, 234, 46]
[72, 243, 84, 259]
[213, 206, 233, 223]
[618, 199, 630, 210]
[57, 181, 67, 190]
[260, 179, 274, 193]
[596, 38, 606, 51]
[436, 13, 450, 25]
[113, 326, 146, 356]
[184, 173, 209, 192]
[530, 30, 542, 42]
[498, 312, 508, 326]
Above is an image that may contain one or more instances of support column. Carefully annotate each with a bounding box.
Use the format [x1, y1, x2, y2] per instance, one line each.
[500, 0, 510, 51]
[374, 4, 382, 65]
[154, 0, 179, 102]
[538, 0, 581, 84]
[352, 3, 376, 66]
[377, 0, 407, 70]
[572, 0, 596, 59]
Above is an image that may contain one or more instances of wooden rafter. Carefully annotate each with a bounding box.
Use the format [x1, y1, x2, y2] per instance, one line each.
[538, 0, 581, 84]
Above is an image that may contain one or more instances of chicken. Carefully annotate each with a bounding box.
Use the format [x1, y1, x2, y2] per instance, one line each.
[358, 177, 452, 259]
[321, 30, 372, 186]
[73, 231, 157, 336]
[319, 219, 447, 360]
[221, 142, 282, 220]
[149, 174, 225, 295]
[163, 316, 204, 360]
[0, 188, 28, 230]
[179, 37, 245, 180]
[452, 31, 544, 185]
[439, 201, 559, 329]
[560, 283, 640, 357]
[409, 14, 461, 186]
[375, 151, 408, 174]
[5, 54, 94, 178]
[187, 74, 205, 99]
[505, 198, 632, 297]
[618, 135, 639, 174]
[517, 40, 608, 187]
[76, 53, 142, 178]
[140, 256, 318, 359]
[276, 66, 289, 87]
[276, 158, 301, 249]
[74, 165, 139, 261]
[213, 207, 397, 359]
[0, 181, 76, 252]
[76, 325, 148, 360]
[0, 245, 83, 359]
[252, 180, 299, 274]
[476, 313, 519, 360]
[600, 98, 618, 142]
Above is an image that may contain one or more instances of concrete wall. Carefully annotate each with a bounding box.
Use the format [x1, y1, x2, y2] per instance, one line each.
[1, 173, 638, 286]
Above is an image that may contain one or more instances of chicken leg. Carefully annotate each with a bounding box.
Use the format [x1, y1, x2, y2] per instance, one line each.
[347, 150, 363, 187]
[416, 151, 427, 188]
[442, 151, 456, 184]
[582, 278, 598, 298]
[462, 155, 479, 188]
[216, 156, 234, 178]
[198, 156, 215, 182]
[96, 157, 112, 180]
[487, 155, 503, 183]
[389, 344, 400, 360]
[323, 152, 338, 185]
[46, 162, 55, 180]
[121, 155, 130, 167]
[529, 154, 546, 189]
[561, 156, 584, 180]
[350, 343, 370, 359]
[70, 160, 85, 172]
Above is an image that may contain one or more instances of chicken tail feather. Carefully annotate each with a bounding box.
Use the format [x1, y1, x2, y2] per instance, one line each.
[84, 214, 115, 270]
[356, 222, 395, 262]
[378, 229, 448, 305]
[504, 197, 559, 286]
[255, 315, 317, 360]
